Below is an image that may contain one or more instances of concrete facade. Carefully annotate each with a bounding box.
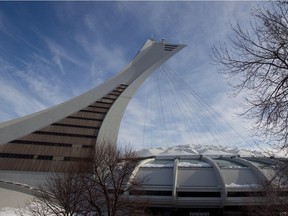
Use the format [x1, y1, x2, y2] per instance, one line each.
[130, 155, 287, 215]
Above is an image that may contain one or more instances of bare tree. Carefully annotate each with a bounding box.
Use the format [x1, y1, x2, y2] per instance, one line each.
[77, 142, 147, 216]
[242, 175, 288, 215]
[212, 1, 288, 152]
[212, 4, 288, 206]
[21, 171, 85, 216]
[24, 142, 148, 216]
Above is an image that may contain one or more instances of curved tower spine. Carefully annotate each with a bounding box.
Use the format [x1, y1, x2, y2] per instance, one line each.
[0, 39, 185, 172]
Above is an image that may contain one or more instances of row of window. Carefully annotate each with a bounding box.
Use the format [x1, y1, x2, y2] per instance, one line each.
[82, 145, 94, 149]
[33, 131, 97, 139]
[10, 140, 94, 149]
[111, 89, 125, 94]
[130, 190, 172, 196]
[67, 116, 104, 122]
[88, 102, 112, 109]
[164, 44, 178, 52]
[105, 91, 120, 96]
[107, 92, 121, 97]
[102, 96, 116, 101]
[178, 192, 221, 197]
[63, 156, 90, 161]
[137, 191, 221, 197]
[129, 190, 287, 198]
[10, 140, 73, 147]
[37, 155, 53, 160]
[88, 105, 109, 110]
[80, 110, 107, 115]
[0, 153, 53, 160]
[0, 153, 34, 159]
[0, 153, 93, 161]
[227, 191, 288, 197]
[98, 100, 114, 105]
[104, 86, 126, 97]
[52, 123, 100, 130]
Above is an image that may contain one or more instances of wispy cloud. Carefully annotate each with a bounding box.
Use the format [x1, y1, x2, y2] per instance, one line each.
[16, 69, 66, 106]
[0, 58, 47, 121]
[44, 38, 82, 75]
[0, 78, 46, 119]
[0, 48, 69, 122]
[73, 32, 127, 72]
[0, 1, 267, 151]
[0, 9, 18, 40]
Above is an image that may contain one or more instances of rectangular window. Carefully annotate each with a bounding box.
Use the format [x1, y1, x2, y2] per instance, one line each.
[178, 192, 221, 197]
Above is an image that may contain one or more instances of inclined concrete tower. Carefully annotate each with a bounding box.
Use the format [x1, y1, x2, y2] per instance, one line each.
[0, 39, 185, 172]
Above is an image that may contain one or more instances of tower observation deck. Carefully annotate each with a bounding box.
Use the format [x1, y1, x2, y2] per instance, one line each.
[0, 39, 186, 172]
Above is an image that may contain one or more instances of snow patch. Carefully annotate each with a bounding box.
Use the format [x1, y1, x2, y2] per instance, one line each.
[225, 183, 261, 188]
[136, 144, 277, 158]
[0, 207, 24, 216]
[178, 161, 211, 168]
[142, 163, 174, 168]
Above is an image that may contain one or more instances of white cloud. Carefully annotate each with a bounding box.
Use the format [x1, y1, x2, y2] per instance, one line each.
[0, 1, 269, 151]
[74, 33, 127, 73]
[0, 51, 69, 122]
[45, 40, 76, 75]
[0, 9, 17, 40]
[0, 77, 46, 121]
[16, 70, 65, 106]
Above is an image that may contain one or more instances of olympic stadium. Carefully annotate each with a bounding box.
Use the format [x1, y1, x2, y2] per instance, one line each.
[133, 145, 288, 215]
[0, 39, 287, 215]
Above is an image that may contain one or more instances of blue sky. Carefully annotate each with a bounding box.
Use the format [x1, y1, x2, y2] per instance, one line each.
[0, 1, 269, 150]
